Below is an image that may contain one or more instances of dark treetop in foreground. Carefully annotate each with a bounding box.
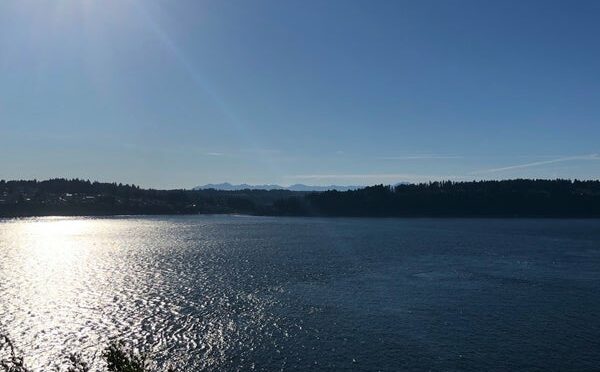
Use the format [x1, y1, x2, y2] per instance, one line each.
[1, 178, 599, 218]
[1, 333, 175, 372]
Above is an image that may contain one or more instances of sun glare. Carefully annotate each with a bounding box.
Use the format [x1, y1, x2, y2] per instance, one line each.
[0, 218, 105, 368]
[19, 218, 95, 283]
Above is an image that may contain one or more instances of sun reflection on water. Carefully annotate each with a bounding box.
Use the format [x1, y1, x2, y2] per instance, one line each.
[6, 218, 105, 369]
[21, 217, 92, 264]
[2, 216, 326, 371]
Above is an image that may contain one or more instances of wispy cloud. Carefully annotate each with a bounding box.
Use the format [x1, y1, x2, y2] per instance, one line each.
[241, 148, 281, 155]
[206, 152, 225, 156]
[471, 154, 600, 174]
[378, 154, 463, 160]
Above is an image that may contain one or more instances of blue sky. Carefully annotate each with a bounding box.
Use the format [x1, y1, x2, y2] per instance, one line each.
[1, 0, 599, 188]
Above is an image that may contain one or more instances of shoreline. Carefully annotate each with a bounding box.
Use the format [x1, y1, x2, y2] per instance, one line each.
[2, 212, 600, 220]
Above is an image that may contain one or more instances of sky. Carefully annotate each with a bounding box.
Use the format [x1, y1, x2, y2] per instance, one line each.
[1, 0, 599, 189]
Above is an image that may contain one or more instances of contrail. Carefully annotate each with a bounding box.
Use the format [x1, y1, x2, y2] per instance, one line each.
[472, 154, 600, 174]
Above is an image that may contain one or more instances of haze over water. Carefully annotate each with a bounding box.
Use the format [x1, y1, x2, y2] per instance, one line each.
[1, 216, 599, 371]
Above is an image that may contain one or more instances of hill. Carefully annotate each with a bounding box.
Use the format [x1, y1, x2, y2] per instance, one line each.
[1, 178, 599, 218]
[272, 179, 600, 217]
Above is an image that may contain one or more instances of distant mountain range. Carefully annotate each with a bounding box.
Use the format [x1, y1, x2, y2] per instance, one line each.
[193, 183, 362, 192]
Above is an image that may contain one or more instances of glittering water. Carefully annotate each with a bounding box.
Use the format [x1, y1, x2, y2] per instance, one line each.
[1, 216, 599, 371]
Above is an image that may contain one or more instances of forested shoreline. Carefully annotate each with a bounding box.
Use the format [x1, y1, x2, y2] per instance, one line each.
[1, 178, 600, 218]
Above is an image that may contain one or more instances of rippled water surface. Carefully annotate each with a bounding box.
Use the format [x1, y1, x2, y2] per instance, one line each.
[1, 216, 600, 371]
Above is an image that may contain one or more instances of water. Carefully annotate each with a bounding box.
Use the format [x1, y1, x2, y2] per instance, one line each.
[1, 216, 599, 371]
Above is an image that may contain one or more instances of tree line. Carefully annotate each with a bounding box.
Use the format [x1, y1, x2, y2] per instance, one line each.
[271, 179, 600, 217]
[1, 178, 599, 218]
